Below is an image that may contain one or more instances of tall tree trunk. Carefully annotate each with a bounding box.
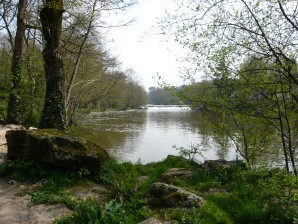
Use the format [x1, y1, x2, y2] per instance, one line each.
[7, 0, 27, 124]
[39, 0, 66, 130]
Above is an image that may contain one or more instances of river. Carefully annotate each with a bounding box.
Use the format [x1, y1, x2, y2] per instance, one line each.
[74, 106, 239, 164]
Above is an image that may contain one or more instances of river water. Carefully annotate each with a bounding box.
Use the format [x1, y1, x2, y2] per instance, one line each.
[74, 106, 239, 164]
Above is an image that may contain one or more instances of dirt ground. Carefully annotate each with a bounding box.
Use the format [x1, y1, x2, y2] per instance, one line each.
[0, 125, 71, 224]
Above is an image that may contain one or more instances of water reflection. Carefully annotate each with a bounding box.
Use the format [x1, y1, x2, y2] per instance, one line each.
[74, 107, 237, 163]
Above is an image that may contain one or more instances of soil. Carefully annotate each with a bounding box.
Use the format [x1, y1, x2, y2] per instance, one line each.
[0, 125, 71, 224]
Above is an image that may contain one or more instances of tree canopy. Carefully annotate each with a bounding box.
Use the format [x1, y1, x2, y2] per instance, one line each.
[160, 0, 298, 175]
[0, 0, 147, 128]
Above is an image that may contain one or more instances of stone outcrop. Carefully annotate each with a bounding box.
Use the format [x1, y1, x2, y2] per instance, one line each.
[5, 129, 109, 172]
[201, 159, 245, 172]
[161, 168, 194, 183]
[0, 124, 25, 147]
[149, 182, 205, 208]
[138, 217, 178, 224]
[0, 124, 26, 164]
[138, 218, 162, 224]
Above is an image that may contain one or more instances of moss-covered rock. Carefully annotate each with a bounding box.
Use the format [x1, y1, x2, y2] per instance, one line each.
[201, 159, 246, 172]
[138, 217, 178, 224]
[161, 168, 194, 183]
[5, 129, 109, 172]
[149, 182, 205, 208]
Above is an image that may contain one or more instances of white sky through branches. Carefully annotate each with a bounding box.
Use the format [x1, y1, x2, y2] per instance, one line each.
[104, 0, 188, 91]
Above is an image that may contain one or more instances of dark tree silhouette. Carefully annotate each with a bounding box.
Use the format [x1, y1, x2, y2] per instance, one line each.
[39, 0, 66, 130]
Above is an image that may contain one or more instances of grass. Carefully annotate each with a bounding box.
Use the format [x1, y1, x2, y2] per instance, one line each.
[0, 156, 297, 223]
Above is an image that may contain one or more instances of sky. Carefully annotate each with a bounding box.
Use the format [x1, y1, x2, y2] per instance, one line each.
[103, 0, 188, 91]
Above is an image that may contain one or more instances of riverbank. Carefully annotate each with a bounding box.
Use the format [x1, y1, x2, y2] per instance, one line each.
[0, 154, 297, 223]
[0, 126, 297, 223]
[0, 125, 72, 223]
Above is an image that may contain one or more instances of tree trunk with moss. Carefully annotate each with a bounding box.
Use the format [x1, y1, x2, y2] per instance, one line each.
[39, 0, 66, 130]
[7, 0, 27, 124]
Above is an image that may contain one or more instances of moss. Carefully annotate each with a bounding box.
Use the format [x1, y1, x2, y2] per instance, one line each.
[6, 129, 109, 172]
[163, 191, 188, 207]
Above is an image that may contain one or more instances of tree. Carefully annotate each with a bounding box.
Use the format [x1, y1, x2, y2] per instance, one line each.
[39, 0, 66, 130]
[162, 0, 298, 96]
[148, 87, 182, 105]
[122, 69, 147, 109]
[0, 38, 11, 121]
[0, 0, 17, 49]
[61, 0, 136, 125]
[1, 0, 138, 128]
[6, 0, 27, 124]
[161, 0, 298, 175]
[1, 0, 46, 125]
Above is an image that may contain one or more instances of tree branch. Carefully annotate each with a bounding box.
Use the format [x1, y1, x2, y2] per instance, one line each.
[278, 0, 298, 32]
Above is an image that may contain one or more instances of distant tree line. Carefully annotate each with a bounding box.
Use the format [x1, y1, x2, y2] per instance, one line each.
[148, 86, 189, 105]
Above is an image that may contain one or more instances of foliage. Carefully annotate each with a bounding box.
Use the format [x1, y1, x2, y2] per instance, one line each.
[0, 43, 11, 122]
[0, 0, 143, 128]
[0, 40, 45, 126]
[96, 158, 140, 198]
[0, 156, 297, 223]
[173, 142, 207, 163]
[176, 56, 298, 173]
[148, 86, 187, 105]
[160, 0, 298, 175]
[0, 158, 50, 182]
[55, 199, 123, 224]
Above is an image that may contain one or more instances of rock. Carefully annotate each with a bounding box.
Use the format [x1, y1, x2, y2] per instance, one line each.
[206, 188, 230, 194]
[68, 181, 109, 203]
[138, 217, 178, 224]
[161, 168, 193, 183]
[138, 176, 149, 183]
[30, 179, 49, 192]
[8, 180, 17, 185]
[91, 185, 108, 194]
[0, 124, 24, 150]
[6, 129, 109, 172]
[149, 182, 205, 208]
[201, 159, 245, 172]
[0, 124, 25, 130]
[28, 203, 71, 223]
[138, 217, 162, 224]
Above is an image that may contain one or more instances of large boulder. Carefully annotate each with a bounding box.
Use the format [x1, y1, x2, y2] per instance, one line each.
[149, 182, 205, 208]
[5, 129, 109, 172]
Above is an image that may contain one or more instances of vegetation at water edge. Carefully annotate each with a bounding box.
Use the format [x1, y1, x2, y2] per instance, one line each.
[0, 156, 297, 224]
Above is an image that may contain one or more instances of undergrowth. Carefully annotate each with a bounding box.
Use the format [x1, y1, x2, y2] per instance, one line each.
[0, 156, 297, 223]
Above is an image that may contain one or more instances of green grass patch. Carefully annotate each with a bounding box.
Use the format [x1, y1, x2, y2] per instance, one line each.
[0, 156, 297, 223]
